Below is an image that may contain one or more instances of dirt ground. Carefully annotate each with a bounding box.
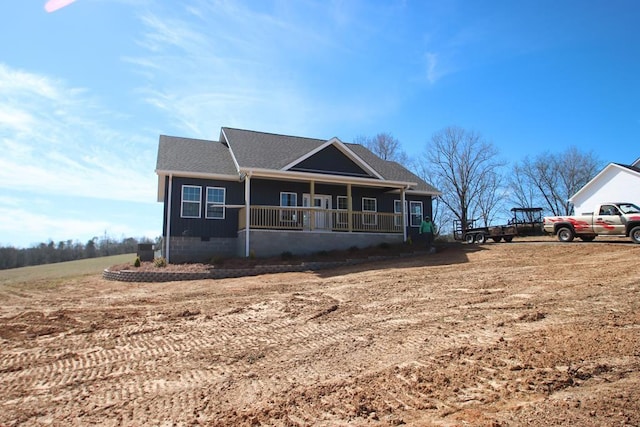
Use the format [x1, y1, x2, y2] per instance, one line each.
[1, 239, 639, 426]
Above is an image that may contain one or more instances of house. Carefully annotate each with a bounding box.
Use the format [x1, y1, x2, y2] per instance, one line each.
[570, 157, 640, 215]
[155, 128, 440, 263]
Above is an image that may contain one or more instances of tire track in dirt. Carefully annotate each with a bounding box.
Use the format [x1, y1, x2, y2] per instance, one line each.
[2, 242, 639, 425]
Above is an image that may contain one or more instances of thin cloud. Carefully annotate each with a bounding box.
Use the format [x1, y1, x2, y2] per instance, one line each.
[126, 1, 402, 139]
[0, 63, 156, 204]
[425, 52, 440, 84]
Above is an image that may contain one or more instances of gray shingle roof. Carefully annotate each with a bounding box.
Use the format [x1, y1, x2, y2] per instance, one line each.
[156, 135, 237, 176]
[346, 144, 439, 193]
[221, 127, 326, 170]
[157, 128, 440, 194]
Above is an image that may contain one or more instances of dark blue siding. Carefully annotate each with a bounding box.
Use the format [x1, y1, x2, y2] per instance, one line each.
[163, 176, 432, 240]
[290, 145, 372, 177]
[166, 177, 243, 238]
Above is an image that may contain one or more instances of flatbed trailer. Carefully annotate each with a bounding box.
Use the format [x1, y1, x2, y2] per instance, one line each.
[453, 207, 544, 244]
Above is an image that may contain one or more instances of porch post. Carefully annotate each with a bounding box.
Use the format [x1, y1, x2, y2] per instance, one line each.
[401, 186, 407, 242]
[347, 183, 353, 232]
[245, 173, 251, 257]
[310, 180, 315, 230]
[165, 174, 172, 263]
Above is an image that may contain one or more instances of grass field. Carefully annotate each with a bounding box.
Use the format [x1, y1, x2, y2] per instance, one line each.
[0, 253, 134, 287]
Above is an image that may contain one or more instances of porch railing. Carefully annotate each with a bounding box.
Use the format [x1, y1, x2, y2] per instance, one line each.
[238, 206, 402, 233]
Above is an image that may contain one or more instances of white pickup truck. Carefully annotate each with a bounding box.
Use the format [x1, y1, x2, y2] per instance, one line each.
[543, 202, 640, 243]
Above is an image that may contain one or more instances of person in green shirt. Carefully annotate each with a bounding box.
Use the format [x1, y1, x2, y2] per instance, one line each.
[419, 215, 435, 253]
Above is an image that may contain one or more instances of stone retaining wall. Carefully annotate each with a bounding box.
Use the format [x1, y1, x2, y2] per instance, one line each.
[103, 253, 420, 283]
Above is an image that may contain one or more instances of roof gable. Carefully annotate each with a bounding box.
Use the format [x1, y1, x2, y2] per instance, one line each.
[287, 144, 373, 177]
[221, 127, 325, 170]
[283, 137, 383, 179]
[570, 162, 640, 202]
[157, 127, 440, 195]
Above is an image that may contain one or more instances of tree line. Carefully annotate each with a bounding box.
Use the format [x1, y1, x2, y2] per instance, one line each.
[356, 127, 602, 234]
[0, 236, 155, 271]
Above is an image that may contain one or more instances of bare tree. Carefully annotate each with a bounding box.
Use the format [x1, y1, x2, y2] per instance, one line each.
[421, 126, 505, 231]
[509, 162, 540, 209]
[510, 146, 601, 215]
[475, 169, 505, 227]
[354, 132, 409, 164]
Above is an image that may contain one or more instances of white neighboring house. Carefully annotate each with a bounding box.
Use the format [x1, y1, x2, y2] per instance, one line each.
[569, 157, 640, 215]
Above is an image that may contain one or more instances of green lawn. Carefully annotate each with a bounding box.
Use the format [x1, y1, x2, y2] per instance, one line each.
[0, 253, 135, 287]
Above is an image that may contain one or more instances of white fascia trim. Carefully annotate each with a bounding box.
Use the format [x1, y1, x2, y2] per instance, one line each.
[220, 128, 242, 174]
[156, 169, 240, 202]
[156, 169, 240, 181]
[387, 188, 443, 197]
[280, 137, 384, 180]
[240, 167, 415, 189]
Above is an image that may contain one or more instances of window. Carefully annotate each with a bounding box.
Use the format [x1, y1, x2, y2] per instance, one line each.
[206, 187, 225, 219]
[599, 204, 618, 216]
[394, 200, 407, 227]
[181, 185, 201, 218]
[337, 196, 348, 225]
[410, 201, 423, 227]
[280, 192, 297, 222]
[362, 197, 377, 225]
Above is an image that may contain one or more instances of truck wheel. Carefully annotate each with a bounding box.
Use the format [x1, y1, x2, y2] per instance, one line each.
[580, 235, 596, 242]
[492, 237, 502, 243]
[475, 233, 487, 244]
[503, 236, 513, 243]
[557, 227, 574, 242]
[631, 226, 640, 244]
[465, 233, 475, 244]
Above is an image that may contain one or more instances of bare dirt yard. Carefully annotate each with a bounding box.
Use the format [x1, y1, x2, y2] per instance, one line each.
[1, 239, 639, 426]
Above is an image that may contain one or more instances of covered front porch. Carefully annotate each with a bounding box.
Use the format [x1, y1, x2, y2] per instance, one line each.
[239, 206, 403, 233]
[239, 169, 415, 257]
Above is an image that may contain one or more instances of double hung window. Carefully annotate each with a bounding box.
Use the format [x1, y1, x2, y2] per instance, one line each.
[394, 200, 407, 227]
[410, 201, 423, 227]
[181, 185, 201, 218]
[337, 196, 348, 225]
[280, 192, 297, 222]
[206, 187, 225, 219]
[362, 197, 377, 225]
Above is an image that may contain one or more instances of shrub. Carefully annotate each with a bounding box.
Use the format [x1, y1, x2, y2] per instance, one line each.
[134, 257, 141, 268]
[378, 242, 390, 250]
[153, 257, 167, 268]
[280, 251, 293, 260]
[316, 250, 329, 257]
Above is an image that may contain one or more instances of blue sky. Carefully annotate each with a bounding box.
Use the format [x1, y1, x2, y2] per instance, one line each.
[1, 0, 638, 248]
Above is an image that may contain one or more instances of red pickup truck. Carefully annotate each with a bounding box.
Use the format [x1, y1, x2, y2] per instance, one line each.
[543, 202, 640, 243]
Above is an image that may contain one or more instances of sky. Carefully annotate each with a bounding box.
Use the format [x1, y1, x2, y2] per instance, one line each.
[1, 0, 639, 248]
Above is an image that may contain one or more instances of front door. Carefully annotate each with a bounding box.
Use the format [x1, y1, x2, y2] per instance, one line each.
[303, 194, 332, 230]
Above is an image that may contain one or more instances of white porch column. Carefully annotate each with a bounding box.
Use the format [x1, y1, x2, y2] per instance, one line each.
[309, 180, 315, 230]
[165, 174, 173, 263]
[401, 186, 407, 242]
[244, 173, 251, 257]
[347, 183, 353, 232]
